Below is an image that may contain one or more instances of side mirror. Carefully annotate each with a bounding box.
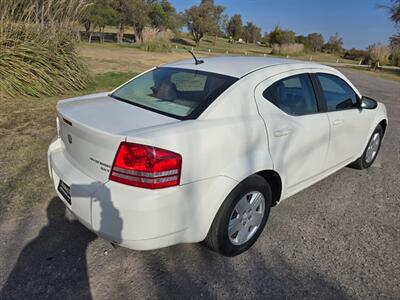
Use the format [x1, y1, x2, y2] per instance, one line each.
[359, 96, 378, 110]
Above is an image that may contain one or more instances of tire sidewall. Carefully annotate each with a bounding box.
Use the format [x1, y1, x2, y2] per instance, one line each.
[215, 175, 272, 256]
[362, 125, 383, 168]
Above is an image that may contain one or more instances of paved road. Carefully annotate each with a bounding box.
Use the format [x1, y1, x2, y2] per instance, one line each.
[0, 69, 399, 299]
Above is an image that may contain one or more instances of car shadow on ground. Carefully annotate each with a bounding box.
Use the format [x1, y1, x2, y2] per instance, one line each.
[129, 241, 350, 299]
[1, 196, 350, 299]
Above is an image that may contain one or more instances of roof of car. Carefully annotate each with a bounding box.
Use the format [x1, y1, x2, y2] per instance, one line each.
[162, 56, 329, 78]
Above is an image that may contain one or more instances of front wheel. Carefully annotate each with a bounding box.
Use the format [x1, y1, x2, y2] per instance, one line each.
[350, 125, 383, 169]
[205, 175, 272, 256]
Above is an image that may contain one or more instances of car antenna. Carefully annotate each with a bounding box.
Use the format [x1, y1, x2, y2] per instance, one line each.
[184, 47, 204, 65]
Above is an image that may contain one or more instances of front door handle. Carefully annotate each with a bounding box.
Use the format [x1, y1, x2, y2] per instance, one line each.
[332, 119, 344, 126]
[274, 128, 293, 137]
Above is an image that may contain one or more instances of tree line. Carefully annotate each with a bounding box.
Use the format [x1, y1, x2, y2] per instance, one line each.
[81, 0, 182, 43]
[34, 0, 397, 65]
[80, 0, 345, 53]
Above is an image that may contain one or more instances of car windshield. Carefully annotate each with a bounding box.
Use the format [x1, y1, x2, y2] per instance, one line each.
[110, 67, 237, 119]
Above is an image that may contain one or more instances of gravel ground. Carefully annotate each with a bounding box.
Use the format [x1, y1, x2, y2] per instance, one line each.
[0, 69, 399, 299]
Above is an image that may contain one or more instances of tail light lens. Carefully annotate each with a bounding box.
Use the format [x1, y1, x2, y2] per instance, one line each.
[109, 142, 182, 189]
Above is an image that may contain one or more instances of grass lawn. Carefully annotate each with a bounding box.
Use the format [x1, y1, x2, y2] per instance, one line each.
[171, 35, 358, 64]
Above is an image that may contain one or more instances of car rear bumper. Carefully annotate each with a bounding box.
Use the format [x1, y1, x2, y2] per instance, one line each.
[48, 137, 238, 250]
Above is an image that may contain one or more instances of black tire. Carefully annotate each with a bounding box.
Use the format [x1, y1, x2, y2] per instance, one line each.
[204, 174, 272, 257]
[349, 125, 383, 169]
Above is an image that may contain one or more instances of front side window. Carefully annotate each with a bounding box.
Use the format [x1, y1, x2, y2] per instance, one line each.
[317, 73, 358, 111]
[111, 67, 237, 119]
[262, 74, 318, 116]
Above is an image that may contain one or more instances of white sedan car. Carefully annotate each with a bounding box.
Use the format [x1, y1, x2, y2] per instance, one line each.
[48, 56, 387, 256]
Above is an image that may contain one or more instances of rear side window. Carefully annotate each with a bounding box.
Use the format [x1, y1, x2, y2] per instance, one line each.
[111, 67, 237, 119]
[317, 73, 358, 111]
[262, 74, 318, 116]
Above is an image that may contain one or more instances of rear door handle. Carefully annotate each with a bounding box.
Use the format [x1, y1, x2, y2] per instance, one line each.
[274, 128, 293, 137]
[332, 119, 344, 126]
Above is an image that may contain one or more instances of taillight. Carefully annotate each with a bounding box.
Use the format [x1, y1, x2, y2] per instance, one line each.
[109, 142, 182, 189]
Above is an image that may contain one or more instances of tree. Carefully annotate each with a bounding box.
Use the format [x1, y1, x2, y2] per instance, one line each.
[80, 0, 117, 42]
[209, 2, 225, 44]
[131, 0, 149, 43]
[199, 0, 225, 43]
[268, 25, 295, 45]
[185, 0, 225, 46]
[242, 22, 261, 43]
[307, 33, 324, 52]
[390, 34, 400, 45]
[261, 32, 270, 45]
[220, 14, 229, 37]
[227, 14, 243, 40]
[324, 32, 343, 54]
[81, 3, 93, 33]
[385, 0, 400, 24]
[112, 0, 135, 43]
[382, 0, 400, 66]
[147, 0, 181, 32]
[295, 35, 308, 47]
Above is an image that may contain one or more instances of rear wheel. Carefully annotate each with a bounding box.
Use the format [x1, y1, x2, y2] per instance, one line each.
[350, 125, 383, 169]
[205, 175, 272, 256]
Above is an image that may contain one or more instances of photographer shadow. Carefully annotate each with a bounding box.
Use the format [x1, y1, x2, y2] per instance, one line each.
[1, 187, 110, 299]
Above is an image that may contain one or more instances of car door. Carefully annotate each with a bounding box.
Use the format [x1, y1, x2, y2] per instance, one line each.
[255, 72, 330, 193]
[314, 72, 372, 169]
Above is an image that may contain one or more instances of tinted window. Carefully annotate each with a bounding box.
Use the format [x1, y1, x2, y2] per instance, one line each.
[263, 74, 318, 116]
[317, 73, 358, 111]
[170, 72, 207, 91]
[111, 67, 237, 119]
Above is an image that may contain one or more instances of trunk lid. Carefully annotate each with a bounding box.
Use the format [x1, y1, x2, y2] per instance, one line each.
[57, 93, 178, 183]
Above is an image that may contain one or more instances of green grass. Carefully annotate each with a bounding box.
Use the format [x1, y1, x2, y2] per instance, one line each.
[172, 35, 270, 55]
[87, 71, 138, 92]
[171, 34, 358, 65]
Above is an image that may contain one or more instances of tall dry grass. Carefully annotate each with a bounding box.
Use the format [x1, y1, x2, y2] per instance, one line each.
[391, 44, 400, 66]
[140, 28, 174, 52]
[0, 0, 92, 98]
[367, 44, 391, 65]
[271, 43, 304, 55]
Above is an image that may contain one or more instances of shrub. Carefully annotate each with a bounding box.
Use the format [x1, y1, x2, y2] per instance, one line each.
[0, 0, 92, 98]
[271, 43, 304, 55]
[343, 48, 368, 62]
[268, 26, 295, 45]
[141, 39, 172, 52]
[367, 44, 391, 65]
[140, 28, 173, 52]
[390, 44, 400, 66]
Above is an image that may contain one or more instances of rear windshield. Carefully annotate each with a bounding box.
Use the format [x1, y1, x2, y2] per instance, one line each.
[110, 67, 237, 119]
